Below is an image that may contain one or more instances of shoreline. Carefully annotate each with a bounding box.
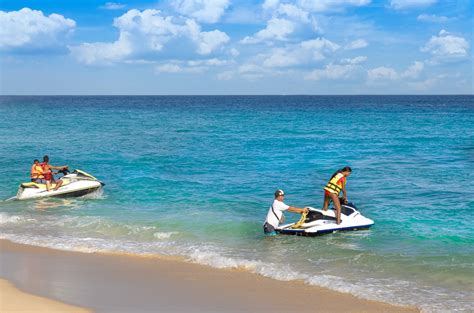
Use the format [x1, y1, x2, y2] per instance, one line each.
[0, 238, 420, 313]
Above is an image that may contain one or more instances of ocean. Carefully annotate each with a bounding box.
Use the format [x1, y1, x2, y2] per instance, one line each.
[0, 95, 472, 312]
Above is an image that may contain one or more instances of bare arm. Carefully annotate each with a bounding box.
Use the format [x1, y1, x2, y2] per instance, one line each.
[288, 206, 308, 214]
[50, 165, 68, 169]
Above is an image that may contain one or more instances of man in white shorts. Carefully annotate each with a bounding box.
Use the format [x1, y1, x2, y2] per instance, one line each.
[263, 189, 308, 235]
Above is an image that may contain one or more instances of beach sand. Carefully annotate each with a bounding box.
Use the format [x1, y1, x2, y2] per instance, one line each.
[0, 278, 90, 313]
[0, 239, 419, 313]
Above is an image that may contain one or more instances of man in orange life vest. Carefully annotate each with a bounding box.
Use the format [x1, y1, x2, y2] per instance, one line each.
[322, 166, 352, 225]
[40, 155, 68, 191]
[30, 159, 45, 183]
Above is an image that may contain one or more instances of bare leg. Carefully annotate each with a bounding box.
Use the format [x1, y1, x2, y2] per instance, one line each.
[46, 181, 51, 191]
[53, 180, 63, 191]
[322, 193, 329, 211]
[328, 193, 341, 224]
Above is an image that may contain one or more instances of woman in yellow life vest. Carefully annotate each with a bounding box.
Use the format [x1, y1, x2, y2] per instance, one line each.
[30, 159, 45, 183]
[322, 166, 352, 225]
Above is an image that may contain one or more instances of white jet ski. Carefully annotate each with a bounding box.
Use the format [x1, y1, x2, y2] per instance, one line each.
[15, 169, 104, 200]
[276, 201, 374, 236]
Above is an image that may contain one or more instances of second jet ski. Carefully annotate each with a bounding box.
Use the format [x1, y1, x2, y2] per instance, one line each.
[15, 169, 104, 200]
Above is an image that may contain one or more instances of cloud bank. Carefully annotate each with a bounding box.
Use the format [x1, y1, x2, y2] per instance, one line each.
[69, 9, 229, 64]
[0, 8, 75, 50]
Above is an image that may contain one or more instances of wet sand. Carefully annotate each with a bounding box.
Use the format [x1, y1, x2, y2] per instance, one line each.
[0, 239, 419, 313]
[0, 278, 90, 313]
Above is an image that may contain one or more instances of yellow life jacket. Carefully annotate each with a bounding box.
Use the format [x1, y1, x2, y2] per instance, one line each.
[324, 173, 345, 195]
[30, 165, 44, 179]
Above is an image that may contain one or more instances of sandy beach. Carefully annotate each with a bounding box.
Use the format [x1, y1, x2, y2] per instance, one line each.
[0, 239, 419, 313]
[0, 278, 90, 313]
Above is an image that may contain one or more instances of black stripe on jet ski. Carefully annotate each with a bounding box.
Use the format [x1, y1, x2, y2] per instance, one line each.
[276, 224, 373, 237]
[50, 187, 101, 198]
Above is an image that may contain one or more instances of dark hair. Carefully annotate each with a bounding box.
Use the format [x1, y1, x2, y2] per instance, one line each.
[330, 166, 352, 179]
[43, 155, 49, 162]
[274, 189, 285, 197]
[33, 159, 39, 163]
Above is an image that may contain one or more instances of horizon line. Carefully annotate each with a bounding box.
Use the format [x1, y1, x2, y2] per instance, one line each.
[1, 94, 473, 97]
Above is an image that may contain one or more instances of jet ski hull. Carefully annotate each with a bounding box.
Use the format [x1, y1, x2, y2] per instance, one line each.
[277, 223, 373, 236]
[276, 203, 374, 237]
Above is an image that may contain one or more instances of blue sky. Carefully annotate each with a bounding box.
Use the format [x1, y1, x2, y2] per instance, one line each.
[0, 0, 472, 95]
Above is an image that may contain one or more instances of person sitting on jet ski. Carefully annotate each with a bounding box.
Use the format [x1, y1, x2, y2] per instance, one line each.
[30, 159, 46, 183]
[263, 189, 308, 235]
[322, 166, 352, 224]
[40, 155, 68, 191]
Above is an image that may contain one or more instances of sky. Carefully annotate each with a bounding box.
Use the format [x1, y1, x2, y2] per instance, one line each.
[0, 0, 472, 95]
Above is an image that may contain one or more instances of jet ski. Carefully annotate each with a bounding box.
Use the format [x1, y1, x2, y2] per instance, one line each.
[15, 169, 104, 200]
[276, 201, 374, 236]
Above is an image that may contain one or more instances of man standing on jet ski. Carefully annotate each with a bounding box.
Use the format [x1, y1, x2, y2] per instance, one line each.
[40, 155, 68, 191]
[263, 189, 308, 235]
[322, 166, 352, 225]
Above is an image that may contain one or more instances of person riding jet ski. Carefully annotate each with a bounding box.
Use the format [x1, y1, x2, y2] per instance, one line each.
[39, 155, 68, 191]
[322, 166, 352, 225]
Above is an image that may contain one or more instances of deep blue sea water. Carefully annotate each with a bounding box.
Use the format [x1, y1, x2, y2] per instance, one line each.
[0, 96, 473, 312]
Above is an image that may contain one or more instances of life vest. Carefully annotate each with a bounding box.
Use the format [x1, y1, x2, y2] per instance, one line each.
[30, 164, 44, 179]
[324, 173, 345, 195]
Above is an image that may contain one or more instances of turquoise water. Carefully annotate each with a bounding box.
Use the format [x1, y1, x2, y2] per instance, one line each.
[0, 96, 473, 312]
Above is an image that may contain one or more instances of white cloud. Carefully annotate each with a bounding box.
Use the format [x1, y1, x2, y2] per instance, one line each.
[229, 48, 240, 56]
[263, 48, 301, 67]
[262, 1, 322, 32]
[301, 38, 340, 60]
[241, 17, 295, 44]
[417, 14, 450, 23]
[187, 58, 229, 66]
[262, 0, 280, 11]
[239, 63, 263, 74]
[297, 0, 371, 12]
[401, 61, 424, 79]
[0, 8, 75, 50]
[367, 66, 399, 80]
[193, 27, 230, 55]
[304, 55, 366, 81]
[171, 0, 230, 23]
[70, 34, 133, 65]
[251, 2, 324, 45]
[341, 56, 367, 64]
[421, 30, 469, 60]
[390, 0, 437, 10]
[277, 4, 310, 23]
[156, 63, 183, 73]
[305, 63, 359, 80]
[235, 62, 283, 80]
[100, 2, 126, 10]
[155, 58, 228, 74]
[260, 37, 340, 68]
[345, 39, 368, 50]
[69, 9, 229, 64]
[368, 61, 424, 81]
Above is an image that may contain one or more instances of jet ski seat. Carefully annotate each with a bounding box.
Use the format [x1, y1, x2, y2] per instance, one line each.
[20, 179, 72, 189]
[305, 210, 337, 222]
[21, 182, 43, 189]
